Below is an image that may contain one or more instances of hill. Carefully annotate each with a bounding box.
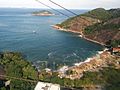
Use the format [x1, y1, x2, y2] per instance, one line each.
[81, 8, 111, 21]
[84, 17, 120, 46]
[56, 8, 120, 46]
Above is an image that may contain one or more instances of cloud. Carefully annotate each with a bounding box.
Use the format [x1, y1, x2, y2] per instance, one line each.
[0, 0, 119, 9]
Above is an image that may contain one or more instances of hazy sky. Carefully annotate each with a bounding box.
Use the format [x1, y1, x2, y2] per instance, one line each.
[0, 0, 119, 9]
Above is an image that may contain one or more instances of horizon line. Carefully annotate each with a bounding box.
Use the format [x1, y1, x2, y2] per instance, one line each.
[0, 6, 119, 10]
[0, 7, 92, 10]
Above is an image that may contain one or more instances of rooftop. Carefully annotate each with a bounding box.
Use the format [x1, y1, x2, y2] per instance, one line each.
[35, 82, 60, 90]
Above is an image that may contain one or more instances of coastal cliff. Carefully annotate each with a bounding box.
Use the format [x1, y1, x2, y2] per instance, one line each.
[56, 8, 120, 46]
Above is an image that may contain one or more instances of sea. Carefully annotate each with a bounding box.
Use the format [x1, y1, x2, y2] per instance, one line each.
[0, 8, 103, 69]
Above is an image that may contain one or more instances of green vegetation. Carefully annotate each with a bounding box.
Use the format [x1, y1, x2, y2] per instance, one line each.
[56, 8, 120, 46]
[0, 51, 120, 90]
[39, 67, 120, 89]
[83, 14, 120, 45]
[106, 40, 120, 47]
[58, 16, 76, 29]
[81, 8, 120, 21]
[0, 52, 38, 90]
[81, 8, 111, 21]
[58, 8, 120, 32]
[81, 9, 120, 35]
[32, 10, 53, 15]
[111, 40, 120, 47]
[84, 22, 120, 35]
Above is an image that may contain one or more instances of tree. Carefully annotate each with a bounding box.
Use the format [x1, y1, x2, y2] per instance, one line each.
[23, 65, 38, 80]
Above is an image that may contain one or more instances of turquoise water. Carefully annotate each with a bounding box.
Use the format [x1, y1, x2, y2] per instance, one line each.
[0, 8, 103, 69]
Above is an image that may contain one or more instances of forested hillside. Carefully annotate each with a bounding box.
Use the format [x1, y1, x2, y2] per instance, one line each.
[57, 8, 120, 45]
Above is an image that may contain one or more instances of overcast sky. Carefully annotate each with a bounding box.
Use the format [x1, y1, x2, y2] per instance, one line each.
[0, 0, 119, 9]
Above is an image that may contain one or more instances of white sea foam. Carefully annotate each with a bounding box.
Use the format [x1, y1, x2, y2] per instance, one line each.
[58, 66, 68, 73]
[74, 50, 102, 66]
[97, 51, 104, 54]
[48, 51, 56, 58]
[73, 52, 77, 56]
[64, 52, 80, 60]
[84, 58, 92, 63]
[74, 62, 84, 66]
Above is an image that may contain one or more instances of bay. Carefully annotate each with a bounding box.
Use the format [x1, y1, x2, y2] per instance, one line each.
[0, 8, 103, 69]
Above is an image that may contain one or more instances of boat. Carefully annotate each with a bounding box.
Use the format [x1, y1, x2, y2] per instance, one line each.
[33, 30, 36, 33]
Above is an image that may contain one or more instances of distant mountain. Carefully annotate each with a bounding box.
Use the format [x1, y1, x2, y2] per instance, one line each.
[56, 8, 120, 46]
[32, 10, 55, 16]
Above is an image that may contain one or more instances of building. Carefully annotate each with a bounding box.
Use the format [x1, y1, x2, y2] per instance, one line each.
[34, 82, 60, 90]
[112, 47, 120, 56]
[113, 47, 120, 53]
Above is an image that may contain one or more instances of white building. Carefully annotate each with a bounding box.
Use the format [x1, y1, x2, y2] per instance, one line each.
[35, 82, 60, 90]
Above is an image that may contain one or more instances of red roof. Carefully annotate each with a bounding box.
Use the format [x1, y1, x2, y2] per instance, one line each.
[113, 47, 120, 52]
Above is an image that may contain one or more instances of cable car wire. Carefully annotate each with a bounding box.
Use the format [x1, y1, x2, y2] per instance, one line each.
[49, 0, 78, 16]
[35, 0, 70, 17]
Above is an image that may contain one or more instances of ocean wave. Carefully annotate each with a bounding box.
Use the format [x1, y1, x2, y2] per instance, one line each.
[74, 57, 92, 66]
[74, 50, 101, 66]
[48, 51, 56, 58]
[64, 52, 80, 60]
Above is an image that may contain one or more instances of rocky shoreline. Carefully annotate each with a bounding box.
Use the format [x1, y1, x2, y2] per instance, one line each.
[58, 50, 108, 79]
[52, 25, 105, 46]
[66, 51, 111, 79]
[51, 25, 120, 80]
[52, 25, 105, 77]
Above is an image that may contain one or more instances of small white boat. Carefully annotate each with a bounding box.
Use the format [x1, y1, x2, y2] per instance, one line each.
[33, 30, 36, 33]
